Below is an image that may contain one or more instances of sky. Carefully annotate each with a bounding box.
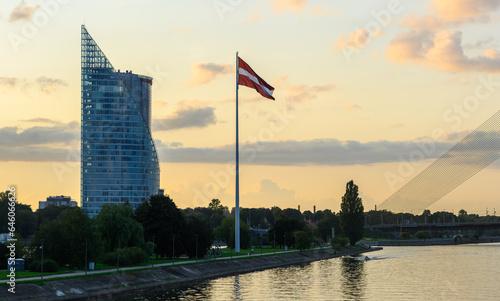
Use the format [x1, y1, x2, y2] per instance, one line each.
[1, 0, 500, 216]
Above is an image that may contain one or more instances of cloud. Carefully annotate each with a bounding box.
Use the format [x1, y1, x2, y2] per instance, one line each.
[243, 179, 296, 204]
[169, 28, 190, 34]
[189, 62, 233, 86]
[271, 0, 307, 14]
[386, 30, 500, 72]
[275, 76, 335, 103]
[153, 106, 217, 131]
[0, 122, 79, 148]
[345, 103, 362, 111]
[0, 77, 20, 87]
[36, 76, 68, 94]
[155, 136, 457, 166]
[21, 118, 61, 125]
[0, 147, 79, 162]
[310, 6, 340, 16]
[430, 0, 500, 23]
[334, 28, 383, 51]
[0, 76, 67, 93]
[245, 12, 261, 23]
[9, 1, 40, 23]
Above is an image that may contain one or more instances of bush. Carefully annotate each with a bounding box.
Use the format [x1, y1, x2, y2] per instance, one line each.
[415, 231, 430, 239]
[29, 259, 58, 272]
[102, 247, 147, 267]
[400, 232, 411, 239]
[331, 236, 348, 249]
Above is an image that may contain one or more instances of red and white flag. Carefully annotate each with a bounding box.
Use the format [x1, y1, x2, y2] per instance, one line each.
[238, 57, 275, 100]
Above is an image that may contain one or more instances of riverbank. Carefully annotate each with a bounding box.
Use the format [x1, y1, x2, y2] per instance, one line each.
[1, 246, 381, 300]
[362, 237, 500, 246]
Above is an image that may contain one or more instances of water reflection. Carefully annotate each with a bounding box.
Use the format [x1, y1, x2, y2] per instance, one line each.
[341, 256, 366, 300]
[233, 274, 241, 301]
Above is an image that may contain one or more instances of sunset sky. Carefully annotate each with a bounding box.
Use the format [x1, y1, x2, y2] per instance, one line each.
[2, 0, 500, 216]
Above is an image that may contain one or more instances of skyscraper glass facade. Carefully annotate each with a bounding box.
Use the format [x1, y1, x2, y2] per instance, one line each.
[81, 25, 160, 217]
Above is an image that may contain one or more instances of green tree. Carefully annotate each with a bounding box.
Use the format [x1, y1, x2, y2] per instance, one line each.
[316, 210, 339, 242]
[185, 214, 213, 258]
[95, 203, 145, 252]
[135, 194, 188, 258]
[294, 230, 312, 251]
[268, 215, 307, 248]
[214, 216, 250, 249]
[36, 205, 78, 227]
[32, 208, 102, 268]
[0, 190, 38, 238]
[339, 180, 365, 246]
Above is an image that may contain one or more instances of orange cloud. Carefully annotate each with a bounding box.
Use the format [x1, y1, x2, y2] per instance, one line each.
[310, 6, 340, 16]
[386, 30, 500, 72]
[9, 1, 40, 23]
[189, 62, 233, 86]
[245, 12, 261, 23]
[430, 0, 500, 23]
[275, 76, 335, 103]
[271, 0, 307, 14]
[334, 28, 383, 51]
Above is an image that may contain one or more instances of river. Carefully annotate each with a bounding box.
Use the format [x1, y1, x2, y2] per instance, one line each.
[116, 243, 500, 300]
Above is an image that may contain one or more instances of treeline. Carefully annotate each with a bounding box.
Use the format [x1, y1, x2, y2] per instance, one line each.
[365, 209, 498, 225]
[0, 180, 424, 271]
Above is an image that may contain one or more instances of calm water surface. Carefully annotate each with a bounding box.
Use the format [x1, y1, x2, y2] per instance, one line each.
[117, 243, 500, 300]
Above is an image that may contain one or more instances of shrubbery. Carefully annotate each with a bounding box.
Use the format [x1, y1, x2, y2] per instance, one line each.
[400, 232, 411, 239]
[331, 236, 348, 249]
[29, 259, 58, 272]
[102, 247, 147, 267]
[415, 231, 430, 239]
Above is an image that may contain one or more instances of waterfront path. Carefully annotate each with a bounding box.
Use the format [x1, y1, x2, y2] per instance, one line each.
[1, 246, 350, 284]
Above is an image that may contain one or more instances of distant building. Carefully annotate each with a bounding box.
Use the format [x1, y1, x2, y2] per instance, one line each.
[39, 195, 77, 210]
[81, 25, 160, 217]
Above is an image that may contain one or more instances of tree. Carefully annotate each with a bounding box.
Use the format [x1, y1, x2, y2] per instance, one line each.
[214, 216, 250, 249]
[135, 194, 188, 258]
[208, 199, 224, 212]
[36, 205, 78, 227]
[316, 210, 339, 242]
[281, 208, 303, 221]
[0, 190, 38, 238]
[185, 214, 213, 258]
[32, 208, 102, 268]
[294, 230, 312, 251]
[339, 180, 365, 246]
[95, 204, 145, 252]
[268, 215, 307, 248]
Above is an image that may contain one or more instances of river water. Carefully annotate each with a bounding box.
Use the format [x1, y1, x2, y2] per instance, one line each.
[117, 243, 500, 300]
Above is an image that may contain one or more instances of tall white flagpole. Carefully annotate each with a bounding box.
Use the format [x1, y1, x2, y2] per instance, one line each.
[235, 51, 240, 252]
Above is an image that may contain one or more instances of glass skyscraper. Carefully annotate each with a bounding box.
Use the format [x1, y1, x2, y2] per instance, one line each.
[81, 25, 160, 217]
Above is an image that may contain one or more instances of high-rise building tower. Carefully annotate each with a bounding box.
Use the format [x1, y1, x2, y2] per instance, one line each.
[81, 25, 160, 217]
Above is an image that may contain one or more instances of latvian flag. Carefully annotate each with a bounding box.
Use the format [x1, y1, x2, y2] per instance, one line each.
[238, 57, 275, 100]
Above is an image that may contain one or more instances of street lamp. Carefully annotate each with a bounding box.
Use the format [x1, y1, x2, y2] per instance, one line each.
[152, 236, 156, 268]
[273, 232, 276, 254]
[172, 235, 175, 266]
[294, 234, 297, 252]
[85, 238, 88, 276]
[40, 239, 45, 280]
[283, 234, 286, 254]
[195, 234, 199, 262]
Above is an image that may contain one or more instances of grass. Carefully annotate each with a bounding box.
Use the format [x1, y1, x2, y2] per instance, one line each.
[4, 244, 337, 282]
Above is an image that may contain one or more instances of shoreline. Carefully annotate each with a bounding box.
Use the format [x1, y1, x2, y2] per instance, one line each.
[2, 246, 381, 301]
[362, 237, 500, 246]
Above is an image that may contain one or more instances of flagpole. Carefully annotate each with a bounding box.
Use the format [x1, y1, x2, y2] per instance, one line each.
[235, 51, 240, 253]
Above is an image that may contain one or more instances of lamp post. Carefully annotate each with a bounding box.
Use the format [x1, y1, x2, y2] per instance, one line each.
[172, 235, 175, 266]
[40, 239, 45, 280]
[294, 234, 297, 252]
[85, 238, 88, 276]
[195, 234, 199, 262]
[152, 236, 155, 268]
[117, 239, 120, 271]
[283, 234, 286, 254]
[274, 232, 276, 254]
